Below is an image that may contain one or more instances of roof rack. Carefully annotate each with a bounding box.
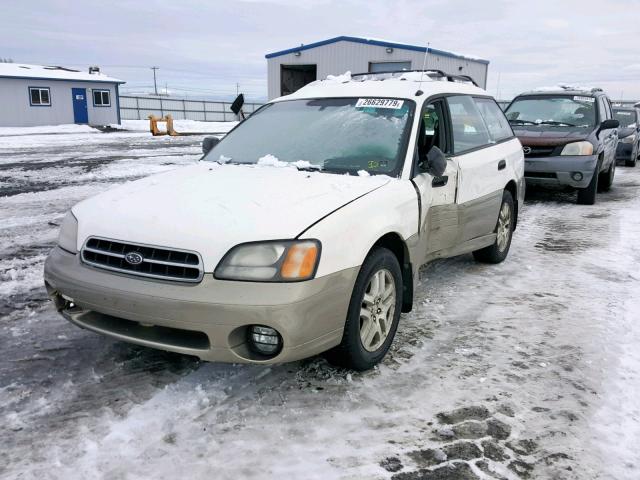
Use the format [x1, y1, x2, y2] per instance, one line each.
[350, 69, 479, 87]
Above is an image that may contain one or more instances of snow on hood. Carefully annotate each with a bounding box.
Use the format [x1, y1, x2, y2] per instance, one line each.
[72, 163, 390, 270]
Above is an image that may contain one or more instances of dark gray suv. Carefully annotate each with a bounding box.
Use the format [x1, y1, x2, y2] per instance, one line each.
[505, 86, 619, 205]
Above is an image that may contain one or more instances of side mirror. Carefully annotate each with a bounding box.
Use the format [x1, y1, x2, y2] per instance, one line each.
[596, 119, 619, 139]
[202, 136, 220, 155]
[419, 146, 447, 177]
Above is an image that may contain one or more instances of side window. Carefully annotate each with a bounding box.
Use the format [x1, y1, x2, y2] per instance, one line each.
[597, 97, 609, 122]
[474, 98, 513, 142]
[93, 90, 111, 107]
[446, 95, 491, 154]
[605, 99, 613, 120]
[417, 100, 448, 161]
[29, 87, 51, 106]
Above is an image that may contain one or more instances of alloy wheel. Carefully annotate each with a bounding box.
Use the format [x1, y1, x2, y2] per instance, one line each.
[360, 268, 396, 352]
[497, 202, 512, 252]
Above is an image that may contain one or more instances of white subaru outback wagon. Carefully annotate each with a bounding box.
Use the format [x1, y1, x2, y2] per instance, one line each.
[45, 71, 524, 370]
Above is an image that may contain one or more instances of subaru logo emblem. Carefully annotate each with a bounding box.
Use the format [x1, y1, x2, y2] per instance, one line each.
[124, 251, 144, 265]
[522, 146, 532, 155]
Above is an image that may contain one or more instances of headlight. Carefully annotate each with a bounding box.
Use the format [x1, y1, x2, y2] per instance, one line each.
[560, 141, 594, 156]
[621, 134, 637, 144]
[215, 240, 321, 282]
[58, 211, 78, 253]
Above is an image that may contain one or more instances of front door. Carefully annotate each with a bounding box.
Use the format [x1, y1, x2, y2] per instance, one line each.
[412, 99, 460, 256]
[72, 88, 88, 124]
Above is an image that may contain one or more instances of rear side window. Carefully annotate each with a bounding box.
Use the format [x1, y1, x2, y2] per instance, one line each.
[447, 95, 491, 154]
[474, 98, 513, 142]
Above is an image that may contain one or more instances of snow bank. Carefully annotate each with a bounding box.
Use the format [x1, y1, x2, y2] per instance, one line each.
[119, 119, 238, 134]
[0, 124, 100, 136]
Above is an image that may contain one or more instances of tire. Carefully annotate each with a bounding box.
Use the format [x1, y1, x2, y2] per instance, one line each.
[325, 247, 403, 371]
[577, 160, 600, 205]
[472, 190, 515, 264]
[599, 159, 615, 192]
[627, 144, 638, 167]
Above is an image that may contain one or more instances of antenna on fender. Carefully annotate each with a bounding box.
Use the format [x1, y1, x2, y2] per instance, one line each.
[416, 42, 430, 96]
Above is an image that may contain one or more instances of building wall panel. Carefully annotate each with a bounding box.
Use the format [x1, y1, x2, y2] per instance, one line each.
[267, 41, 488, 99]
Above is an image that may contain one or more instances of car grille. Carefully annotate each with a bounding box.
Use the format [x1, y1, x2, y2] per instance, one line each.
[81, 237, 204, 283]
[523, 146, 558, 157]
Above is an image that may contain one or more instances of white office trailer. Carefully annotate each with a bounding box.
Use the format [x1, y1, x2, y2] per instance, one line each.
[266, 36, 489, 100]
[0, 63, 124, 127]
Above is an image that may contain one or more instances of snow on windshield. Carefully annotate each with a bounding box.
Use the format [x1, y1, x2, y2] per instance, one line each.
[204, 98, 414, 176]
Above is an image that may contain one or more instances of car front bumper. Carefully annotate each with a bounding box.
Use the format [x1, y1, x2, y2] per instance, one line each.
[523, 154, 598, 188]
[44, 246, 358, 364]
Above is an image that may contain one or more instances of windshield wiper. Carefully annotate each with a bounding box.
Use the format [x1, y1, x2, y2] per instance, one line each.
[509, 119, 537, 125]
[537, 120, 576, 127]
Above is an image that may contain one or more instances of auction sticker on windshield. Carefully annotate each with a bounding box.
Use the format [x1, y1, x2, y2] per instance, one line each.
[356, 98, 404, 109]
[573, 96, 595, 103]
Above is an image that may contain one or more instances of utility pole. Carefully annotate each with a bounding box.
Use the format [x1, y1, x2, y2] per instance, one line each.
[236, 82, 240, 96]
[151, 66, 159, 95]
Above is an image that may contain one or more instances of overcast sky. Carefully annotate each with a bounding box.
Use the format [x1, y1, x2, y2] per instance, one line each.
[2, 0, 639, 101]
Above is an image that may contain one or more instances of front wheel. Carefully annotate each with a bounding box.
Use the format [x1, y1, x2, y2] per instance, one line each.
[599, 159, 615, 192]
[473, 190, 515, 264]
[326, 247, 402, 371]
[626, 144, 638, 167]
[577, 161, 600, 205]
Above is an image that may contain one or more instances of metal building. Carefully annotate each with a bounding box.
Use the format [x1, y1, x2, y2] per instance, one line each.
[265, 36, 489, 100]
[0, 63, 124, 127]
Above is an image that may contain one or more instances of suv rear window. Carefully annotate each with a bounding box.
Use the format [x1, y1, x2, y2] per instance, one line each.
[447, 95, 491, 154]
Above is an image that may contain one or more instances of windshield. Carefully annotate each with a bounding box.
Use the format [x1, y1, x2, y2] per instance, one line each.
[613, 109, 637, 128]
[505, 95, 596, 128]
[203, 97, 415, 176]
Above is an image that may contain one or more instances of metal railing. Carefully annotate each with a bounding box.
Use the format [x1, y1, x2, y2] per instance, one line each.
[119, 95, 264, 122]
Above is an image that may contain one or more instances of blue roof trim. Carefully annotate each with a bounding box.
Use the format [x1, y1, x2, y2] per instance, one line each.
[265, 36, 489, 65]
[0, 75, 125, 84]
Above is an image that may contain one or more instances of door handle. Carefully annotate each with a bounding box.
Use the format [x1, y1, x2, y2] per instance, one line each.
[432, 176, 448, 187]
[498, 159, 506, 171]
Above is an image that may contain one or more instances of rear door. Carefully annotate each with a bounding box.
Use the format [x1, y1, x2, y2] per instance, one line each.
[446, 95, 507, 242]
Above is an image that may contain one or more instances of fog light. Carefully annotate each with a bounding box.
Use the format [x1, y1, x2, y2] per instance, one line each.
[248, 325, 282, 356]
[571, 172, 583, 181]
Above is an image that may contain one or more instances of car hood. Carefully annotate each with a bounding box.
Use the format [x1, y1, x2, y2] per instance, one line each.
[512, 127, 591, 147]
[73, 163, 390, 271]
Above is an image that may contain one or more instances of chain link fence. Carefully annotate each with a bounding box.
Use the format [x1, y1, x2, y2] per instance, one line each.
[119, 95, 264, 122]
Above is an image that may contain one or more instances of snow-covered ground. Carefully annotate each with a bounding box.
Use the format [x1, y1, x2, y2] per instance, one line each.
[1, 128, 640, 479]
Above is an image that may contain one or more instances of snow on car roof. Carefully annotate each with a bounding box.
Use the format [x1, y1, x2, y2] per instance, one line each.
[272, 71, 487, 102]
[0, 63, 124, 83]
[522, 84, 604, 96]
